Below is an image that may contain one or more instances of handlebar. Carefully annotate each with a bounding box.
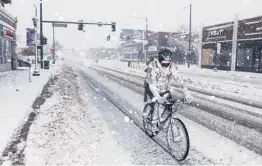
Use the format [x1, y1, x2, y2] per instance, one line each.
[157, 91, 186, 105]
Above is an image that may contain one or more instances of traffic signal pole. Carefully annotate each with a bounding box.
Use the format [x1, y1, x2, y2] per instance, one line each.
[52, 23, 55, 63]
[39, 0, 116, 65]
[40, 0, 43, 68]
[188, 4, 192, 68]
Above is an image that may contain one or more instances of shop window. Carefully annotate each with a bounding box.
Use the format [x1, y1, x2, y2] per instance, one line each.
[2, 38, 6, 63]
[6, 40, 11, 62]
[202, 43, 216, 66]
[220, 42, 232, 67]
[237, 48, 253, 68]
[0, 41, 1, 64]
[202, 48, 215, 65]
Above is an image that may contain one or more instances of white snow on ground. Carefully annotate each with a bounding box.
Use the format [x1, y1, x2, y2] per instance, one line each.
[85, 66, 262, 165]
[96, 60, 262, 103]
[0, 64, 60, 153]
[24, 66, 132, 165]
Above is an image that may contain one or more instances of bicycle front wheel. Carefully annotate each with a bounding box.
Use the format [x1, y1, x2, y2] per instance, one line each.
[166, 118, 190, 161]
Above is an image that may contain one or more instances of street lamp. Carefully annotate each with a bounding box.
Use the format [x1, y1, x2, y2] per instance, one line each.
[32, 5, 40, 76]
[132, 14, 148, 63]
[183, 4, 192, 68]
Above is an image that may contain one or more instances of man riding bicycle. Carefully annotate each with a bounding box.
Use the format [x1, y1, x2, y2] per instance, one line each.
[144, 48, 192, 134]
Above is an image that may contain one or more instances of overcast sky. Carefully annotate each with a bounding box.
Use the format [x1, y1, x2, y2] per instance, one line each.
[4, 0, 262, 49]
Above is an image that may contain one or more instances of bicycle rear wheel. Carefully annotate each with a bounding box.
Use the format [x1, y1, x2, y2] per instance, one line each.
[143, 103, 154, 137]
[166, 118, 190, 161]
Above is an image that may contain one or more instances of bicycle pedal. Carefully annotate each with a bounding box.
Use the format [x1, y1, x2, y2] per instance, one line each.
[153, 131, 159, 136]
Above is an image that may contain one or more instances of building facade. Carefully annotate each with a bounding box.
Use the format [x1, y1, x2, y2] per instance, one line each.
[147, 31, 186, 64]
[120, 42, 144, 61]
[0, 1, 17, 72]
[201, 15, 262, 73]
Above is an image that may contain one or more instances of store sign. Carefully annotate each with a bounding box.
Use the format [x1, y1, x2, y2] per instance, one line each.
[202, 23, 233, 42]
[238, 16, 262, 40]
[208, 29, 224, 37]
[2, 27, 15, 40]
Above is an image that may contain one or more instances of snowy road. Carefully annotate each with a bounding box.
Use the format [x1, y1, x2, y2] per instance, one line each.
[3, 56, 262, 165]
[72, 58, 262, 164]
[96, 60, 262, 105]
[17, 63, 183, 165]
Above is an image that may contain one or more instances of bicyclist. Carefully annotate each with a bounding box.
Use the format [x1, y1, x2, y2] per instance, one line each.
[144, 48, 192, 134]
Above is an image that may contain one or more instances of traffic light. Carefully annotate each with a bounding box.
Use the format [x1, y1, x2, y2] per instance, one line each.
[78, 20, 84, 31]
[107, 35, 111, 41]
[42, 37, 47, 45]
[111, 22, 116, 32]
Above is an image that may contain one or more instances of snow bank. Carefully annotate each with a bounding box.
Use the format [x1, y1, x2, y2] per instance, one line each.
[24, 66, 131, 165]
[0, 65, 60, 153]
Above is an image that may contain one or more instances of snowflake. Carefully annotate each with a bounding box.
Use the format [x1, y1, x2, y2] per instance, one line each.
[124, 116, 130, 122]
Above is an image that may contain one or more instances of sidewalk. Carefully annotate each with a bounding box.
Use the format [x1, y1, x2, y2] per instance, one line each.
[0, 65, 60, 153]
[96, 60, 262, 102]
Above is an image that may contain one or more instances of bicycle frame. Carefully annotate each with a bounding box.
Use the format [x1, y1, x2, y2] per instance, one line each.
[156, 99, 184, 132]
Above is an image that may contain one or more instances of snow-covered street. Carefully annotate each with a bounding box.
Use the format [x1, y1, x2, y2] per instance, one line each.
[4, 0, 262, 164]
[96, 60, 262, 104]
[1, 56, 262, 165]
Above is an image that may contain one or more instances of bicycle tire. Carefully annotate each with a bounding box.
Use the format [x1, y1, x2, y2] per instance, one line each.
[166, 118, 190, 161]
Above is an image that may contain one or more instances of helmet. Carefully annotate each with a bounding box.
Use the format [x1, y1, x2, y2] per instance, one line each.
[158, 48, 172, 68]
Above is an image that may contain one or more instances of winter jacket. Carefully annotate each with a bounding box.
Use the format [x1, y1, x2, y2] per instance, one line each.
[145, 58, 187, 98]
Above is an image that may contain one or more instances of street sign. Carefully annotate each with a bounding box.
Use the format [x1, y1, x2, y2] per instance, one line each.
[53, 23, 67, 28]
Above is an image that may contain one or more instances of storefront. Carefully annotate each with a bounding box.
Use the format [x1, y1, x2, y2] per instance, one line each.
[201, 15, 262, 73]
[120, 42, 143, 61]
[0, 7, 17, 72]
[201, 22, 233, 70]
[236, 16, 262, 73]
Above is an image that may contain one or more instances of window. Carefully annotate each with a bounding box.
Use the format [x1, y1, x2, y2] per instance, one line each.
[237, 48, 253, 68]
[2, 38, 6, 63]
[6, 39, 11, 62]
[0, 38, 2, 64]
[202, 43, 216, 66]
[220, 42, 232, 67]
[202, 48, 214, 65]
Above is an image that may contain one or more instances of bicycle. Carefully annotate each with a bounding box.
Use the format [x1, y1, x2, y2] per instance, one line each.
[142, 91, 190, 161]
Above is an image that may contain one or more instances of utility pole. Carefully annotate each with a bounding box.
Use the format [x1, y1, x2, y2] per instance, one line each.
[133, 15, 148, 63]
[32, 5, 40, 76]
[40, 0, 43, 68]
[145, 17, 148, 64]
[52, 23, 55, 64]
[188, 3, 192, 68]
